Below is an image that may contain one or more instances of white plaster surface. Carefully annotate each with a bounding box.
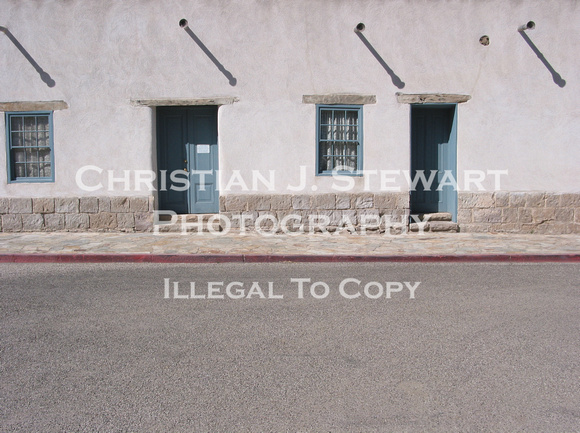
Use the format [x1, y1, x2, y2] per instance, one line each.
[0, 0, 578, 197]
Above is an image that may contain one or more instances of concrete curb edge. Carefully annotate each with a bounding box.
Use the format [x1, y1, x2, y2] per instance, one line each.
[0, 254, 578, 263]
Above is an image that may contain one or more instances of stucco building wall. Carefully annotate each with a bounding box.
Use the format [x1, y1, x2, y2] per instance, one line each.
[0, 0, 578, 233]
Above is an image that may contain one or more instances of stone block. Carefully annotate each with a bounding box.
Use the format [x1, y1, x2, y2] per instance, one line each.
[457, 209, 472, 224]
[33, 198, 55, 214]
[0, 198, 9, 214]
[335, 194, 352, 210]
[533, 222, 573, 235]
[357, 209, 381, 228]
[531, 208, 555, 223]
[576, 209, 580, 224]
[312, 194, 336, 210]
[44, 214, 65, 231]
[518, 208, 533, 223]
[117, 213, 135, 229]
[2, 214, 22, 231]
[22, 214, 44, 231]
[311, 210, 342, 227]
[493, 191, 509, 208]
[219, 196, 227, 212]
[270, 195, 292, 210]
[292, 195, 311, 210]
[55, 197, 79, 213]
[247, 194, 271, 211]
[9, 198, 32, 214]
[491, 223, 520, 233]
[255, 211, 277, 229]
[65, 214, 89, 230]
[458, 192, 494, 209]
[509, 192, 527, 208]
[225, 195, 248, 211]
[501, 208, 518, 223]
[473, 208, 502, 223]
[89, 213, 117, 230]
[135, 212, 153, 231]
[545, 194, 560, 208]
[354, 193, 374, 209]
[110, 196, 130, 212]
[560, 193, 580, 208]
[395, 193, 410, 210]
[525, 192, 545, 208]
[457, 223, 491, 233]
[98, 197, 111, 212]
[555, 208, 574, 223]
[79, 197, 99, 213]
[341, 210, 358, 226]
[374, 193, 397, 210]
[129, 197, 149, 212]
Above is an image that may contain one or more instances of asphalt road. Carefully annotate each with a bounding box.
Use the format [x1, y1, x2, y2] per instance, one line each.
[1, 263, 579, 432]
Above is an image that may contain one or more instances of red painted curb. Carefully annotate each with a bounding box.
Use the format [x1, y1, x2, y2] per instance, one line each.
[0, 253, 578, 263]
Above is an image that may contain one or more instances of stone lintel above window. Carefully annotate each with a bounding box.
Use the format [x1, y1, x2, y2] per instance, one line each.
[302, 94, 376, 105]
[396, 93, 471, 104]
[0, 100, 68, 111]
[131, 97, 239, 107]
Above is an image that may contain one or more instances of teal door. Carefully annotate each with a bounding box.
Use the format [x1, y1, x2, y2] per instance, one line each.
[410, 105, 457, 220]
[157, 106, 219, 214]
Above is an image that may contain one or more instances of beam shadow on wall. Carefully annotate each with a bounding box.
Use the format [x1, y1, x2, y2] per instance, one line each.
[518, 31, 565, 88]
[0, 26, 55, 88]
[180, 21, 237, 86]
[355, 31, 405, 89]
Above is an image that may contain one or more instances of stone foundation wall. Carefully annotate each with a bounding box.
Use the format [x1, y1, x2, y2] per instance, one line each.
[219, 193, 410, 233]
[0, 196, 154, 232]
[458, 192, 580, 234]
[1, 192, 578, 234]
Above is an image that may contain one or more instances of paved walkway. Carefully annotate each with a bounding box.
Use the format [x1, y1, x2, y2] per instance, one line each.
[0, 232, 578, 262]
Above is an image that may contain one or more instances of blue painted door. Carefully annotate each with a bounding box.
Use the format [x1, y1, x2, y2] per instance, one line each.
[157, 106, 219, 214]
[410, 105, 457, 220]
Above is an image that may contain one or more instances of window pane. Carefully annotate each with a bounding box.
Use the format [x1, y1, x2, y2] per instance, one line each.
[346, 111, 358, 125]
[320, 110, 332, 125]
[320, 141, 332, 156]
[346, 156, 357, 170]
[14, 163, 26, 178]
[11, 132, 24, 147]
[40, 163, 52, 177]
[11, 116, 23, 131]
[37, 115, 49, 131]
[37, 130, 49, 147]
[39, 148, 51, 162]
[27, 163, 38, 177]
[24, 131, 34, 146]
[345, 142, 357, 156]
[24, 116, 36, 131]
[13, 149, 26, 163]
[346, 125, 358, 140]
[319, 156, 331, 172]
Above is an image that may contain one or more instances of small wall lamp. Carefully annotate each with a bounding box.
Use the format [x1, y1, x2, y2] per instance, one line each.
[518, 21, 535, 32]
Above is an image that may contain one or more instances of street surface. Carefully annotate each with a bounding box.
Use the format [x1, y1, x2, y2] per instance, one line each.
[1, 263, 579, 432]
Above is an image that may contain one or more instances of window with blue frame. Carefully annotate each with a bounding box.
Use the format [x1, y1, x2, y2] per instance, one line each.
[317, 105, 362, 175]
[5, 111, 54, 182]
